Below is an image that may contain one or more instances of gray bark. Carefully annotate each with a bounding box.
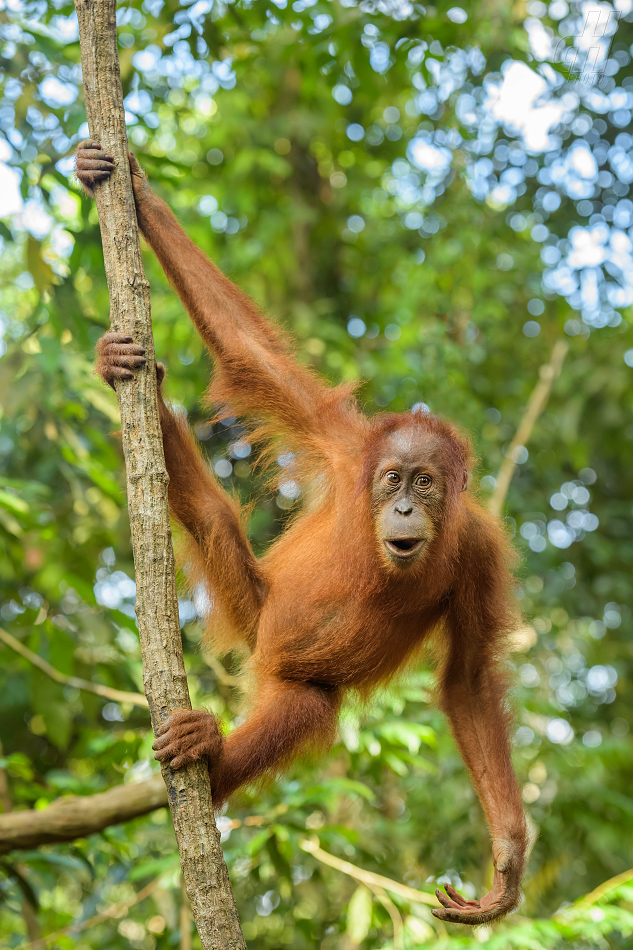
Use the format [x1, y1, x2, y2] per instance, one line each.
[74, 3, 246, 946]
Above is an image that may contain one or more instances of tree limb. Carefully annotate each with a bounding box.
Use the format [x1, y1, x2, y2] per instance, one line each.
[488, 339, 568, 518]
[0, 776, 167, 854]
[74, 3, 245, 946]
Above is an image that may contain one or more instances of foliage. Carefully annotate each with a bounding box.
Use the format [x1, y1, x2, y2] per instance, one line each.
[0, 0, 632, 947]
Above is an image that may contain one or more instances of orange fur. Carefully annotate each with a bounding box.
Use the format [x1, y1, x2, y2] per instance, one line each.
[92, 167, 528, 924]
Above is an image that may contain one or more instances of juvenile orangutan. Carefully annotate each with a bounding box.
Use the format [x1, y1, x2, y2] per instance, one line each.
[76, 140, 528, 924]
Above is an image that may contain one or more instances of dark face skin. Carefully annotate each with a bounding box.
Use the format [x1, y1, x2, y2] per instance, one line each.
[371, 429, 445, 567]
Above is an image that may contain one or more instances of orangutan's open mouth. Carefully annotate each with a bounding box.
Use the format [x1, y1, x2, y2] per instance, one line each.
[385, 538, 425, 559]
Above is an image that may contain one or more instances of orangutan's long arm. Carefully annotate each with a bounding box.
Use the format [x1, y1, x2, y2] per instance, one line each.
[432, 507, 528, 925]
[77, 140, 360, 450]
[436, 646, 527, 924]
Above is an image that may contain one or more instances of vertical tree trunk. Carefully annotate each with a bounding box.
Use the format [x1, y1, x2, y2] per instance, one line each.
[74, 4, 246, 947]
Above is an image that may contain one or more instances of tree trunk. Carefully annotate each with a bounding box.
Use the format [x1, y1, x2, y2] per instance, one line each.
[74, 4, 246, 947]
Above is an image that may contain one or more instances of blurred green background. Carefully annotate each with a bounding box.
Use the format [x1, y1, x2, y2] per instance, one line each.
[0, 0, 632, 947]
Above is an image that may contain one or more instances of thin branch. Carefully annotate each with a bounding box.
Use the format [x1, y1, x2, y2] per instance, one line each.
[1, 622, 242, 699]
[299, 836, 438, 908]
[14, 872, 166, 950]
[0, 626, 148, 708]
[488, 340, 568, 518]
[560, 868, 633, 914]
[366, 882, 404, 950]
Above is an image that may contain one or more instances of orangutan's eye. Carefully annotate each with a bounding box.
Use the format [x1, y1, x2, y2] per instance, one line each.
[385, 471, 400, 486]
[414, 474, 432, 489]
